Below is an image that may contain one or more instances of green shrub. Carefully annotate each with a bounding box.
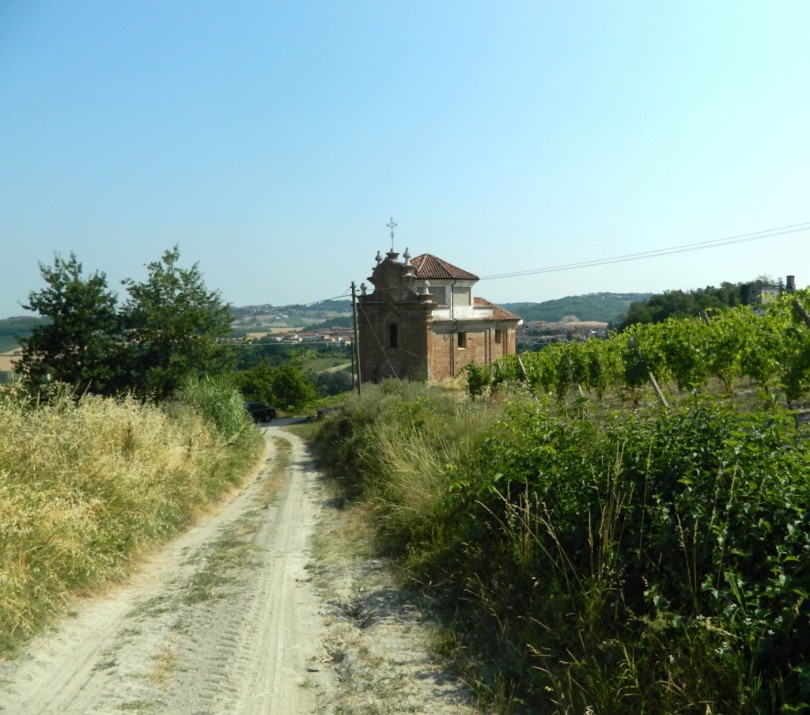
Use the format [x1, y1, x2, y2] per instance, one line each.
[176, 375, 252, 442]
[315, 382, 810, 713]
[445, 396, 810, 712]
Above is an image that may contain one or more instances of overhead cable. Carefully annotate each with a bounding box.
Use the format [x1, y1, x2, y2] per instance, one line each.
[479, 221, 810, 282]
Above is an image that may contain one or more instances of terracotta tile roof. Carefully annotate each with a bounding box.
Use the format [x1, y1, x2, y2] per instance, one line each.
[410, 254, 479, 281]
[474, 296, 521, 321]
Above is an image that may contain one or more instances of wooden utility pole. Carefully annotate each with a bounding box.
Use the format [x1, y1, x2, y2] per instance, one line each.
[351, 281, 362, 395]
[349, 284, 356, 391]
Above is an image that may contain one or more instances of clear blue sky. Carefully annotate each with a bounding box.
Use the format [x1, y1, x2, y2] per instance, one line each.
[2, 1, 809, 318]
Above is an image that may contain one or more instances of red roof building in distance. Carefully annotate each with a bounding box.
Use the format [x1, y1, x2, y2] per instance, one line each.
[409, 254, 479, 282]
[357, 248, 521, 383]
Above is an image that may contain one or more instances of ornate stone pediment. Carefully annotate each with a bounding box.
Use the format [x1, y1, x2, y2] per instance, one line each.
[367, 252, 419, 304]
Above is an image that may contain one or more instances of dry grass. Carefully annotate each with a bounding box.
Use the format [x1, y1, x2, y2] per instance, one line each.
[367, 403, 493, 517]
[0, 387, 263, 656]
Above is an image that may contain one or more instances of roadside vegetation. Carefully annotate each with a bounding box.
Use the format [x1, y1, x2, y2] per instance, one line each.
[0, 249, 271, 657]
[0, 378, 263, 657]
[313, 289, 810, 714]
[0, 246, 353, 664]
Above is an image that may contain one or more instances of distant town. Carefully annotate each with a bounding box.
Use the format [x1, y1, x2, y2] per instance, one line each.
[0, 292, 651, 381]
[224, 293, 643, 351]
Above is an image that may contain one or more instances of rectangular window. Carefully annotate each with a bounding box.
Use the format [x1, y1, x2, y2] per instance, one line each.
[457, 332, 467, 349]
[430, 286, 447, 305]
[389, 324, 398, 348]
[452, 287, 471, 307]
[494, 329, 502, 344]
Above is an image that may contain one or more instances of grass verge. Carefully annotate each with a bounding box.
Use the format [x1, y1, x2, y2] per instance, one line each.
[312, 380, 810, 714]
[0, 385, 264, 657]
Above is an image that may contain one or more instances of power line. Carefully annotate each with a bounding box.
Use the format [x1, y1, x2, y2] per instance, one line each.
[233, 291, 352, 314]
[284, 291, 352, 307]
[240, 221, 808, 308]
[479, 221, 810, 282]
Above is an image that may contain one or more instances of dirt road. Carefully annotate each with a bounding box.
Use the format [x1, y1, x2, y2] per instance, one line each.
[0, 425, 478, 714]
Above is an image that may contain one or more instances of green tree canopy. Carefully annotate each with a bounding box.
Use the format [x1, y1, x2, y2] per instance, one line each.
[268, 362, 318, 410]
[234, 359, 318, 412]
[619, 278, 778, 330]
[16, 247, 233, 402]
[15, 253, 123, 394]
[121, 247, 233, 400]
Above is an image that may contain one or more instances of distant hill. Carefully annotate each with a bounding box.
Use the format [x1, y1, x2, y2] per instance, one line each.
[0, 316, 49, 353]
[229, 299, 352, 333]
[1, 295, 645, 348]
[228, 295, 648, 330]
[502, 293, 652, 324]
[230, 299, 351, 319]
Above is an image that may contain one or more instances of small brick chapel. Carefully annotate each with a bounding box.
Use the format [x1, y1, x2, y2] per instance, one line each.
[356, 247, 521, 383]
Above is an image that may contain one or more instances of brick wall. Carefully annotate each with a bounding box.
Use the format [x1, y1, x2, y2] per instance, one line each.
[426, 324, 516, 380]
[358, 301, 431, 382]
[359, 299, 518, 383]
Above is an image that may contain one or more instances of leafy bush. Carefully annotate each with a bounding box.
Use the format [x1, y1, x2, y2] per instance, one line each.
[454, 396, 810, 711]
[176, 375, 251, 442]
[312, 367, 353, 397]
[234, 360, 318, 412]
[315, 382, 810, 713]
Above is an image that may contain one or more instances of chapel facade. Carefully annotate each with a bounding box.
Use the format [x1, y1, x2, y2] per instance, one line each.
[357, 248, 520, 383]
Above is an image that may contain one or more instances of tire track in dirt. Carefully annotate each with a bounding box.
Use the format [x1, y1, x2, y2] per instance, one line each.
[0, 428, 333, 714]
[0, 425, 481, 714]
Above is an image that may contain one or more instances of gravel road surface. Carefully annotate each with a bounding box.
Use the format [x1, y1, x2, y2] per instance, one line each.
[0, 424, 479, 715]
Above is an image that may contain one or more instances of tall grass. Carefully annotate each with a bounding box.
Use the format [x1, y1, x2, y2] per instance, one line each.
[312, 380, 495, 553]
[313, 381, 810, 713]
[0, 382, 263, 656]
[176, 375, 253, 443]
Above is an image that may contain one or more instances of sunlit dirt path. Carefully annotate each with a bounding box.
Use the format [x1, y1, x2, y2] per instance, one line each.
[0, 425, 479, 715]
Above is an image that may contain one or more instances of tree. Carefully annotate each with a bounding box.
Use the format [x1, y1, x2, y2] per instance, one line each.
[619, 279, 781, 330]
[267, 363, 317, 410]
[313, 368, 353, 397]
[15, 253, 123, 394]
[234, 359, 318, 412]
[233, 361, 277, 404]
[121, 247, 233, 401]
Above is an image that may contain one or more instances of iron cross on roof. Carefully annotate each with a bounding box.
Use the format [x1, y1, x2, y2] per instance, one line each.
[387, 217, 397, 251]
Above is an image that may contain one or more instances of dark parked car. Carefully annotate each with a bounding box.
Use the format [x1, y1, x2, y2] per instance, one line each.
[244, 402, 277, 423]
